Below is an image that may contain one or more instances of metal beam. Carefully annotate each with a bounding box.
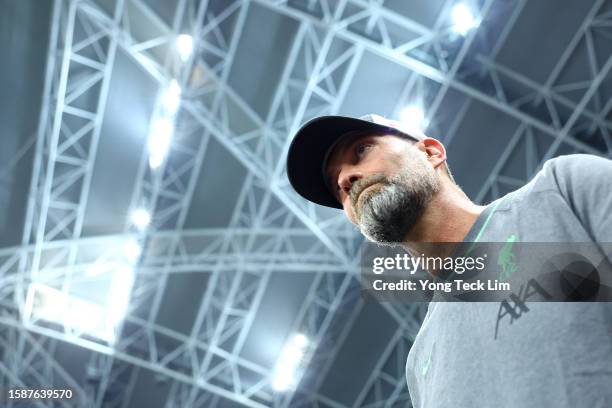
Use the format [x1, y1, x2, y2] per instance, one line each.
[352, 326, 416, 408]
[0, 312, 270, 408]
[0, 322, 90, 408]
[476, 0, 612, 201]
[253, 0, 603, 157]
[22, 0, 124, 285]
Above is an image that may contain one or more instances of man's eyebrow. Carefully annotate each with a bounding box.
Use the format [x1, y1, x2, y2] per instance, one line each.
[332, 133, 367, 163]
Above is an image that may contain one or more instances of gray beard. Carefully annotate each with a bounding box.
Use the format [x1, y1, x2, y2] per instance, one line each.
[351, 170, 439, 246]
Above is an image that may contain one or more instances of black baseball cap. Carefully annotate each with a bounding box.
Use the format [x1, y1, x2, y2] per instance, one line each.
[286, 114, 425, 209]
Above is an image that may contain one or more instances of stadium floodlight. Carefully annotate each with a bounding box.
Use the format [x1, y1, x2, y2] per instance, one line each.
[176, 34, 193, 62]
[293, 333, 309, 348]
[86, 259, 107, 277]
[399, 104, 427, 130]
[148, 117, 174, 169]
[130, 208, 151, 230]
[161, 79, 182, 116]
[124, 239, 142, 263]
[272, 333, 310, 391]
[107, 265, 135, 326]
[24, 283, 114, 342]
[451, 3, 479, 35]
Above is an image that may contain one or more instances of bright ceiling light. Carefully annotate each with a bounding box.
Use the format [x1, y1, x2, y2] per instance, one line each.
[148, 79, 180, 169]
[130, 208, 151, 230]
[176, 34, 193, 62]
[293, 333, 309, 348]
[272, 334, 310, 392]
[149, 154, 164, 170]
[24, 283, 114, 342]
[148, 117, 174, 169]
[86, 259, 108, 277]
[399, 104, 427, 130]
[124, 239, 142, 263]
[451, 3, 479, 36]
[66, 299, 107, 335]
[161, 79, 182, 116]
[107, 265, 135, 326]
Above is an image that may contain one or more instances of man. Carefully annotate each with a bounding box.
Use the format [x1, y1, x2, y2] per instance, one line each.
[286, 114, 612, 407]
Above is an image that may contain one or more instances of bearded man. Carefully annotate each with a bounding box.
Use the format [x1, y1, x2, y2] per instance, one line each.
[286, 114, 612, 408]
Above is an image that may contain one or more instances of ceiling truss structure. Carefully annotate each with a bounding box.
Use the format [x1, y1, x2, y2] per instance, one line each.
[1, 0, 611, 407]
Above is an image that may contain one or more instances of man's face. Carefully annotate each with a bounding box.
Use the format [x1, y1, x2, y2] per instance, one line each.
[325, 133, 440, 245]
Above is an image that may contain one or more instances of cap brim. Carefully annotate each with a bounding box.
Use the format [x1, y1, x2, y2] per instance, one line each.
[286, 116, 395, 209]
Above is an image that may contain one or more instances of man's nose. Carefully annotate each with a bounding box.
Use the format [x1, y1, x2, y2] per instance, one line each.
[338, 169, 363, 194]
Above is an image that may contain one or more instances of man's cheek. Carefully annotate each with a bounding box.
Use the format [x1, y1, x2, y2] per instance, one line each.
[343, 204, 358, 225]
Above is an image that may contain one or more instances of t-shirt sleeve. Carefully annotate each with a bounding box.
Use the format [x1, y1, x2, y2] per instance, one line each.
[545, 154, 612, 243]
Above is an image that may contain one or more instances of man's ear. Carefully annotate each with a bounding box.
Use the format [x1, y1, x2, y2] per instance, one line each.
[421, 138, 447, 169]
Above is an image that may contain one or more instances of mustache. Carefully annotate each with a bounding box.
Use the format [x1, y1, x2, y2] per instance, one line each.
[349, 174, 389, 210]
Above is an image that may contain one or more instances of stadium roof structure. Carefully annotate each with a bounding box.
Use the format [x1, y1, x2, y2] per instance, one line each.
[0, 0, 611, 406]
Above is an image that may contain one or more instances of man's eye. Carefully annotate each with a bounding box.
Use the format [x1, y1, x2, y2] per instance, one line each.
[356, 143, 371, 157]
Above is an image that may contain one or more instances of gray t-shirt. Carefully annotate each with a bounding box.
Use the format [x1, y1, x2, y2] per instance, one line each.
[406, 154, 612, 408]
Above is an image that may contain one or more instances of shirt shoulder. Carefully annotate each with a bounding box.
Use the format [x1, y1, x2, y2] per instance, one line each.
[500, 154, 612, 242]
[516, 154, 610, 198]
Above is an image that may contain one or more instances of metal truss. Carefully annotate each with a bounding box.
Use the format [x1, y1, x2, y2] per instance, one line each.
[133, 5, 255, 403]
[254, 0, 604, 157]
[429, 0, 527, 145]
[0, 228, 347, 290]
[477, 0, 612, 201]
[180, 175, 292, 407]
[272, 268, 358, 408]
[22, 0, 124, 287]
[85, 351, 133, 408]
[281, 304, 425, 408]
[16, 1, 124, 406]
[105, 0, 362, 264]
[0, 299, 272, 408]
[110, 2, 360, 268]
[0, 318, 90, 408]
[0, 226, 348, 407]
[93, 0, 228, 402]
[389, 0, 509, 137]
[352, 327, 417, 408]
[182, 36, 360, 263]
[0, 134, 37, 209]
